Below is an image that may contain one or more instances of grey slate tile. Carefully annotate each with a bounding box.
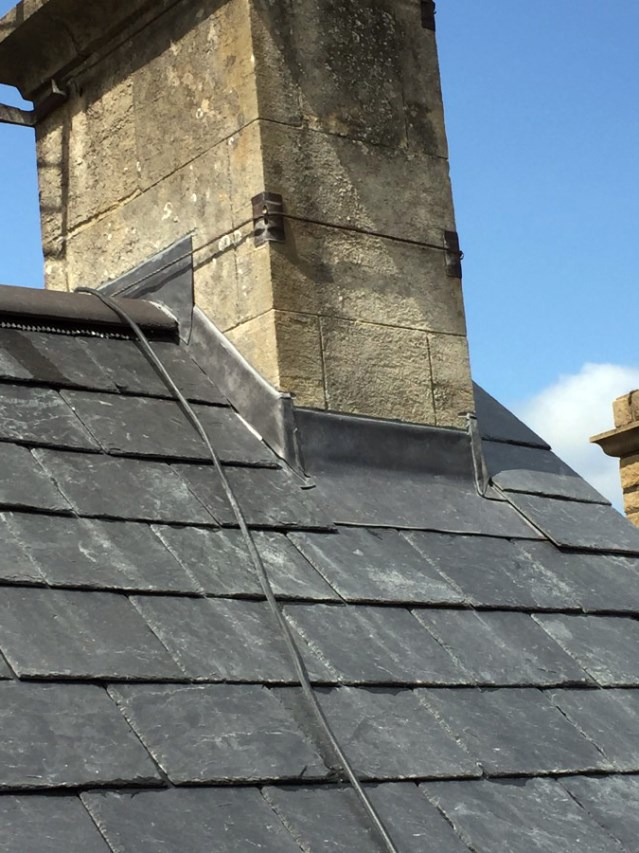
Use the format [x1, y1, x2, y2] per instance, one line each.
[276, 686, 481, 780]
[34, 449, 214, 523]
[177, 463, 335, 530]
[151, 340, 228, 404]
[284, 604, 469, 684]
[560, 774, 639, 852]
[62, 391, 276, 465]
[506, 492, 639, 553]
[414, 610, 592, 687]
[82, 787, 302, 853]
[0, 588, 184, 681]
[153, 525, 338, 599]
[132, 596, 333, 682]
[288, 527, 464, 604]
[0, 682, 160, 788]
[0, 444, 71, 513]
[84, 337, 226, 403]
[422, 777, 624, 853]
[534, 614, 639, 686]
[404, 531, 577, 609]
[5, 513, 198, 592]
[483, 440, 608, 504]
[264, 782, 470, 853]
[418, 688, 607, 776]
[110, 683, 328, 783]
[473, 383, 549, 448]
[0, 330, 115, 391]
[0, 385, 98, 450]
[517, 540, 639, 613]
[0, 514, 43, 584]
[311, 466, 540, 537]
[548, 689, 639, 771]
[0, 795, 111, 853]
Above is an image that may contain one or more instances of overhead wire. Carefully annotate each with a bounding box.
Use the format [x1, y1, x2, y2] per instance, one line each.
[75, 286, 401, 853]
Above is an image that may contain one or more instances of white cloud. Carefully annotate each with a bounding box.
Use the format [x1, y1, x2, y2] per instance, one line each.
[511, 363, 639, 510]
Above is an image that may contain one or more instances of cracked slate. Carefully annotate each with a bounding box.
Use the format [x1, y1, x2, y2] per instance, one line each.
[473, 383, 549, 448]
[81, 337, 227, 403]
[4, 513, 199, 592]
[414, 610, 592, 687]
[132, 596, 334, 682]
[287, 527, 464, 604]
[176, 463, 335, 529]
[0, 682, 160, 788]
[548, 689, 639, 772]
[418, 688, 607, 776]
[62, 390, 277, 465]
[264, 782, 470, 853]
[483, 440, 608, 505]
[283, 604, 470, 684]
[422, 777, 624, 853]
[110, 683, 329, 783]
[34, 449, 214, 524]
[404, 532, 576, 609]
[0, 588, 184, 680]
[506, 493, 639, 553]
[276, 686, 481, 780]
[82, 787, 302, 853]
[560, 774, 639, 852]
[310, 466, 539, 537]
[0, 384, 98, 450]
[516, 540, 639, 613]
[0, 444, 71, 513]
[153, 525, 338, 599]
[0, 795, 111, 853]
[534, 614, 639, 686]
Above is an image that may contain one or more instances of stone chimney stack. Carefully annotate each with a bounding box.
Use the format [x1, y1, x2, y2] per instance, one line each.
[592, 392, 639, 527]
[0, 0, 473, 427]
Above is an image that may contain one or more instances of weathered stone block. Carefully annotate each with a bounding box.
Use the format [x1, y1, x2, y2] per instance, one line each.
[613, 392, 639, 428]
[428, 332, 474, 428]
[195, 240, 273, 333]
[227, 310, 325, 409]
[259, 121, 455, 245]
[273, 310, 325, 408]
[268, 218, 466, 334]
[622, 489, 639, 515]
[620, 454, 639, 492]
[67, 72, 138, 230]
[250, 0, 406, 148]
[133, 0, 258, 189]
[64, 141, 233, 290]
[320, 317, 435, 423]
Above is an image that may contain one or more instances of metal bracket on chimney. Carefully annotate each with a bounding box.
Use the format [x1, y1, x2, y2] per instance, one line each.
[0, 79, 67, 128]
[444, 230, 463, 278]
[252, 192, 286, 247]
[421, 0, 436, 30]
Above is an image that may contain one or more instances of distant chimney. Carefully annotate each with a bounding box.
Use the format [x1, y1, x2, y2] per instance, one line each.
[0, 0, 473, 427]
[591, 392, 639, 526]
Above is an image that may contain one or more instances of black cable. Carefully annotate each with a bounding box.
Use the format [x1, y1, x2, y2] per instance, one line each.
[75, 286, 401, 853]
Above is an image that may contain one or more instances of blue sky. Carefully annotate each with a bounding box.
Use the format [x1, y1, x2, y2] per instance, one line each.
[0, 1, 637, 503]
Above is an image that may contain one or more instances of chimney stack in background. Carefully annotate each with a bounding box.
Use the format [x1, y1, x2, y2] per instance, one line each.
[591, 392, 639, 526]
[0, 0, 473, 427]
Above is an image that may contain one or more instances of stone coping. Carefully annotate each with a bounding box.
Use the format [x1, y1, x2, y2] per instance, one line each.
[0, 0, 162, 96]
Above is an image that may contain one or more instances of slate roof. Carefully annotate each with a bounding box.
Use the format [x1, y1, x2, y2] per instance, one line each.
[1, 291, 639, 852]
